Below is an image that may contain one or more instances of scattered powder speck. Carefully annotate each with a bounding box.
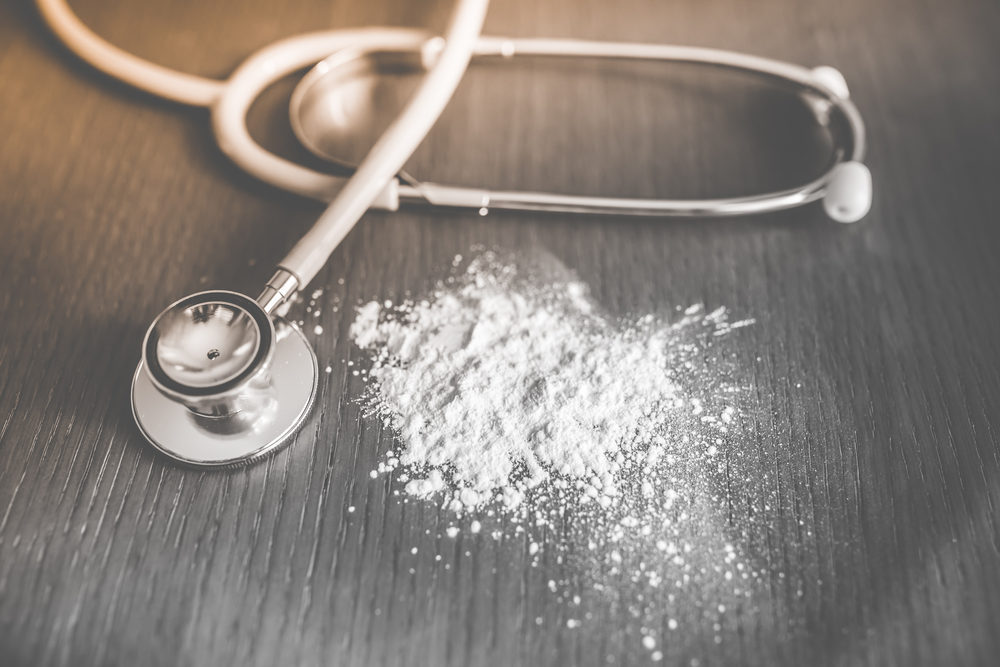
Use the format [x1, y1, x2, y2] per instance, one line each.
[347, 250, 776, 662]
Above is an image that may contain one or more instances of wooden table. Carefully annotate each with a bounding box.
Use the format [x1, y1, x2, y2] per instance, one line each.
[2, 0, 999, 665]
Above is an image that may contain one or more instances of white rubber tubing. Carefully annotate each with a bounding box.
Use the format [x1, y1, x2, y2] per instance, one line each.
[36, 0, 222, 105]
[277, 0, 489, 285]
[212, 28, 431, 206]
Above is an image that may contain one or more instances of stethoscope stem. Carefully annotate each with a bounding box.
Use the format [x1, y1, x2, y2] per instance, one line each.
[257, 269, 300, 315]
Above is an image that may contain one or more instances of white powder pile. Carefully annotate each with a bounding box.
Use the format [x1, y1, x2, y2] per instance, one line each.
[347, 250, 765, 661]
[351, 263, 700, 510]
[352, 252, 751, 509]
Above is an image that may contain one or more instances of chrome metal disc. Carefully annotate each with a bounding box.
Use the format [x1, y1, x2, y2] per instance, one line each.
[131, 318, 318, 467]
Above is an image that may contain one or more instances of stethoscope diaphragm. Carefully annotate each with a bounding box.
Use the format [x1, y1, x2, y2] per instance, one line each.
[132, 291, 317, 467]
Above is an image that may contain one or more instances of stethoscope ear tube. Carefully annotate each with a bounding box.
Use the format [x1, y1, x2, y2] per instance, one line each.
[224, 35, 868, 224]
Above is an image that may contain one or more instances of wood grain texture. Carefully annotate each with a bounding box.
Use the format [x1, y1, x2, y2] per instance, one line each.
[2, 0, 1000, 665]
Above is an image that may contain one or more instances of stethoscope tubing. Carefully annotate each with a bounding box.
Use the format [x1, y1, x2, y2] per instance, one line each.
[38, 0, 869, 282]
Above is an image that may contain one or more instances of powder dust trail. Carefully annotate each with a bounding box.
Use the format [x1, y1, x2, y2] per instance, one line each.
[348, 249, 777, 663]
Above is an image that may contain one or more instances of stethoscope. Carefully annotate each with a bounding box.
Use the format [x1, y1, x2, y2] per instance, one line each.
[38, 0, 871, 467]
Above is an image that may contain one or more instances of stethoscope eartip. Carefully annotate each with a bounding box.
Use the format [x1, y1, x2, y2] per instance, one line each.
[811, 66, 850, 99]
[823, 161, 872, 224]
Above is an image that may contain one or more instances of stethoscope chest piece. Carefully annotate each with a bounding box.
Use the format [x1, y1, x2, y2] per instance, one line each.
[131, 291, 318, 467]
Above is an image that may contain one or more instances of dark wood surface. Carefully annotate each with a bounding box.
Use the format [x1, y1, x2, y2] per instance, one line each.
[3, 0, 1000, 665]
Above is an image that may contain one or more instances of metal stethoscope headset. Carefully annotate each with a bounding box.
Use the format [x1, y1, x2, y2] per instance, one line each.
[38, 0, 871, 467]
